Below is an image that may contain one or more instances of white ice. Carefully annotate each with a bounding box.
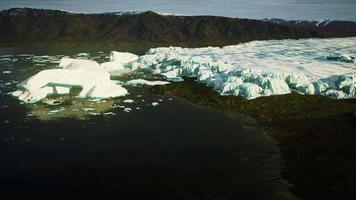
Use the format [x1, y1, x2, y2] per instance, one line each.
[100, 51, 139, 75]
[11, 55, 129, 104]
[132, 37, 356, 99]
[125, 79, 170, 86]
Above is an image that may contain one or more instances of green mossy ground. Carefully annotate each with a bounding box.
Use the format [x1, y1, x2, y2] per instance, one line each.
[151, 78, 356, 200]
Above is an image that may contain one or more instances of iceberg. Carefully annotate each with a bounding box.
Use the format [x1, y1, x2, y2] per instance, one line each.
[100, 52, 139, 75]
[11, 57, 129, 104]
[110, 51, 139, 64]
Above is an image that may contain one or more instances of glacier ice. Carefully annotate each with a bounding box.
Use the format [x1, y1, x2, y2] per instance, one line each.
[9, 38, 356, 103]
[129, 37, 356, 100]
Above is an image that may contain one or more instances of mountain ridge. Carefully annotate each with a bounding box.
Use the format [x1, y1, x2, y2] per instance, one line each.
[1, 8, 355, 47]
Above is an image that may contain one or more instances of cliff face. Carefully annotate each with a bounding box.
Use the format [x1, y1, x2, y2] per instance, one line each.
[0, 8, 354, 47]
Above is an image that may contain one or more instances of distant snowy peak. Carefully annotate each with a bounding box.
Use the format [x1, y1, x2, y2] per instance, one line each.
[102, 11, 144, 16]
[263, 18, 356, 28]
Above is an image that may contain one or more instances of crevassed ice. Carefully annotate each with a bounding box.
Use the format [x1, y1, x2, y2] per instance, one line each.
[133, 37, 356, 99]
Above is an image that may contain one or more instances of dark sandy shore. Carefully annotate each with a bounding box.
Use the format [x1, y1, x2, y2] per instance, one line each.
[0, 94, 296, 200]
[151, 78, 356, 200]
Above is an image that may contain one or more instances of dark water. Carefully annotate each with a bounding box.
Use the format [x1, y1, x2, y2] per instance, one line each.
[0, 47, 295, 199]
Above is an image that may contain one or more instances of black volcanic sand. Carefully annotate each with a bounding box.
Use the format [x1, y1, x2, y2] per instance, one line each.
[0, 95, 295, 200]
[151, 78, 356, 200]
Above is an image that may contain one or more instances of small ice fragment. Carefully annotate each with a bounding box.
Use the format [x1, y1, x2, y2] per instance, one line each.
[158, 99, 163, 102]
[136, 107, 141, 110]
[152, 102, 159, 106]
[4, 120, 10, 124]
[82, 108, 95, 112]
[60, 137, 64, 141]
[77, 53, 90, 57]
[123, 99, 134, 103]
[2, 71, 11, 74]
[103, 112, 116, 116]
[48, 107, 65, 114]
[124, 108, 132, 112]
[89, 112, 101, 116]
[125, 79, 170, 86]
[43, 99, 61, 106]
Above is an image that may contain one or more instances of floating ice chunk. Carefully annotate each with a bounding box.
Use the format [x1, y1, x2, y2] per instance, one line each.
[2, 71, 11, 74]
[124, 108, 132, 112]
[110, 51, 139, 63]
[89, 112, 101, 116]
[125, 79, 170, 86]
[48, 107, 65, 114]
[152, 102, 159, 106]
[77, 53, 90, 57]
[100, 51, 139, 75]
[82, 108, 95, 112]
[103, 112, 116, 116]
[123, 99, 134, 103]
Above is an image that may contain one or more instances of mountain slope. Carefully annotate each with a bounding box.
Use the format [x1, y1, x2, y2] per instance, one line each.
[0, 8, 354, 47]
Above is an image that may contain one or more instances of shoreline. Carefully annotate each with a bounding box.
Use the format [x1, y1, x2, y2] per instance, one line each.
[150, 78, 356, 200]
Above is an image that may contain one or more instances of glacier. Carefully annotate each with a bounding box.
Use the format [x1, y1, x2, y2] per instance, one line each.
[131, 37, 356, 99]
